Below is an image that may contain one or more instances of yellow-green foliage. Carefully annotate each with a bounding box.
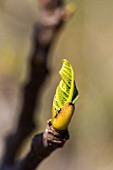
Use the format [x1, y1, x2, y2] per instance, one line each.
[52, 59, 78, 130]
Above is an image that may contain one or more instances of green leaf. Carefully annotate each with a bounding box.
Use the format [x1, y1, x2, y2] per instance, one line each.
[52, 59, 78, 116]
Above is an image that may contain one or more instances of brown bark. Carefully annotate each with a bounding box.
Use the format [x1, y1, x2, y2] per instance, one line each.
[15, 120, 69, 170]
[0, 0, 72, 169]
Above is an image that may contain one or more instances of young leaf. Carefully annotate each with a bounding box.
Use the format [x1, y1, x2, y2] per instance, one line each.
[51, 59, 78, 130]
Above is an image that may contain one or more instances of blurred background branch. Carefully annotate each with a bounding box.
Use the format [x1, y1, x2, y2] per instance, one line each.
[0, 0, 76, 170]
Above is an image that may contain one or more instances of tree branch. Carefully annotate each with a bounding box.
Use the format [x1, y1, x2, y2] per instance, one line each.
[0, 0, 73, 169]
[15, 120, 69, 170]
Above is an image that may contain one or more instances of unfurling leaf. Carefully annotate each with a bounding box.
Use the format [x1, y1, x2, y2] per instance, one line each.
[51, 59, 78, 130]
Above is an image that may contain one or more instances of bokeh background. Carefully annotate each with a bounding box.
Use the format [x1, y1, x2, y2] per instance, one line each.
[0, 0, 113, 169]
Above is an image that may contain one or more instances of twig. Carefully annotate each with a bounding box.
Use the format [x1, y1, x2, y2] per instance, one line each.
[15, 120, 69, 170]
[1, 0, 70, 169]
